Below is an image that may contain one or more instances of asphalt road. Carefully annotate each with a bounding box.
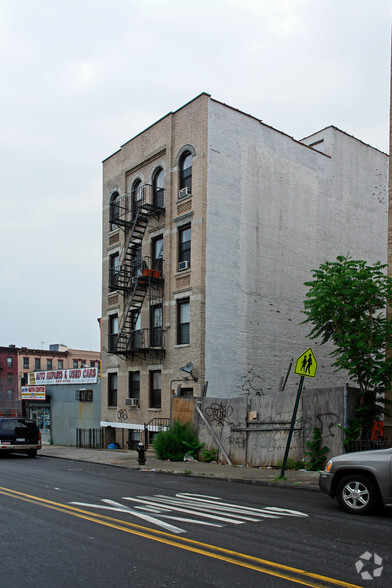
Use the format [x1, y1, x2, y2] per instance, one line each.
[0, 454, 391, 587]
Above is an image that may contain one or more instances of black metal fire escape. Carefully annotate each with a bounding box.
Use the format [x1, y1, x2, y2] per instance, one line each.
[109, 185, 165, 360]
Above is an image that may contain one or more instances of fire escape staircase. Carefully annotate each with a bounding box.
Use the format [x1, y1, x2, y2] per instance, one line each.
[111, 195, 164, 358]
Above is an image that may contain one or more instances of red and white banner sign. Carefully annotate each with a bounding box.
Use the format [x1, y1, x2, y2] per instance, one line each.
[21, 386, 46, 400]
[28, 367, 98, 386]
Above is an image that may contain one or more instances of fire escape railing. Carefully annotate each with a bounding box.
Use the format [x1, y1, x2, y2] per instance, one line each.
[108, 184, 165, 359]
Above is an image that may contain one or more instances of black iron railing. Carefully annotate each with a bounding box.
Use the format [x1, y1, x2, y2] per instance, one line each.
[76, 427, 105, 449]
[144, 417, 170, 448]
[343, 439, 390, 453]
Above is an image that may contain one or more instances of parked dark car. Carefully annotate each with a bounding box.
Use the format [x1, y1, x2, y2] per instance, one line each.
[319, 448, 392, 515]
[0, 418, 41, 457]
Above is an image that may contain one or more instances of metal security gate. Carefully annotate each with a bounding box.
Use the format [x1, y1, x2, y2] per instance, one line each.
[76, 428, 105, 449]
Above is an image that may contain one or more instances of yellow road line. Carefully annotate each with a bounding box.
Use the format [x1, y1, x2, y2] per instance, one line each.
[0, 486, 362, 588]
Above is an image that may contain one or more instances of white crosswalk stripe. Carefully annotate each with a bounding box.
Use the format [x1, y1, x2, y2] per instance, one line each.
[70, 493, 308, 534]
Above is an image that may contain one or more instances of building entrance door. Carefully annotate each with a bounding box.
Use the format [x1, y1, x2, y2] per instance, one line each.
[29, 406, 51, 444]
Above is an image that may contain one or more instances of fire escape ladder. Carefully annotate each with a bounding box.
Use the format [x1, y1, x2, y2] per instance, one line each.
[109, 185, 165, 358]
[116, 208, 151, 292]
[116, 278, 149, 355]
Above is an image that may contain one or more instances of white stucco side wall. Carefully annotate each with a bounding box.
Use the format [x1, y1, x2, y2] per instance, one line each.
[205, 100, 388, 397]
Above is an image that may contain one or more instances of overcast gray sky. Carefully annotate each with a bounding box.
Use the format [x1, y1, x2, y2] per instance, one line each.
[0, 0, 390, 352]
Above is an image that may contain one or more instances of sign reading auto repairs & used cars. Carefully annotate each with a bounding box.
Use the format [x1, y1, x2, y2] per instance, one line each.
[28, 367, 98, 386]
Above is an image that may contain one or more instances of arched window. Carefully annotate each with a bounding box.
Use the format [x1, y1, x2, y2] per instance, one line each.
[131, 179, 143, 218]
[180, 151, 192, 194]
[153, 167, 164, 208]
[109, 192, 120, 230]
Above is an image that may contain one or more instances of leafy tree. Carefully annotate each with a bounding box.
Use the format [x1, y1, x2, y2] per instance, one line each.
[302, 256, 392, 440]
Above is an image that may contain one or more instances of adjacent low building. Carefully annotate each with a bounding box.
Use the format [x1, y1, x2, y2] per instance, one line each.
[26, 365, 101, 445]
[0, 344, 101, 445]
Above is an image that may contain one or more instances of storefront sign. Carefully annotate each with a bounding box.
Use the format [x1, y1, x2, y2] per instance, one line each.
[28, 367, 98, 386]
[21, 386, 46, 400]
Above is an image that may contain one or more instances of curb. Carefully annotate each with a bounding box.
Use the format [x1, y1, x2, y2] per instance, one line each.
[39, 452, 320, 492]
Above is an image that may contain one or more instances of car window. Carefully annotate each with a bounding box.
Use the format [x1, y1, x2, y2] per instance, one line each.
[0, 419, 36, 433]
[0, 420, 17, 432]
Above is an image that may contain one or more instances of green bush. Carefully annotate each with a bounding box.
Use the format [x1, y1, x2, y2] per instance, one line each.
[305, 427, 329, 471]
[153, 421, 200, 461]
[183, 439, 205, 459]
[202, 448, 218, 463]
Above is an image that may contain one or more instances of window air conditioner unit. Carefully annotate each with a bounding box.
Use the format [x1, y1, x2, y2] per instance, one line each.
[179, 187, 191, 199]
[178, 260, 190, 271]
[125, 398, 140, 407]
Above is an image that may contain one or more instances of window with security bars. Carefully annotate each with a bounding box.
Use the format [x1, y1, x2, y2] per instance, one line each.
[75, 389, 93, 402]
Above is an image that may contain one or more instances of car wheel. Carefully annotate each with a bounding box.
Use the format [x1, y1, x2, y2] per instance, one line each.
[27, 450, 37, 458]
[336, 474, 379, 515]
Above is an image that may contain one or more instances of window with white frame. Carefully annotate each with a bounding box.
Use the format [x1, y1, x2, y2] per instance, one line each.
[177, 298, 190, 344]
[109, 192, 120, 230]
[109, 251, 120, 290]
[152, 236, 163, 274]
[108, 372, 117, 406]
[108, 314, 118, 353]
[180, 151, 192, 191]
[153, 167, 164, 208]
[128, 371, 140, 400]
[149, 370, 161, 409]
[178, 224, 191, 270]
[150, 304, 163, 347]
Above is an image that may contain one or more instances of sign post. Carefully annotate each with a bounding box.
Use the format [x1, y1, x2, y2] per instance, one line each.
[279, 348, 317, 478]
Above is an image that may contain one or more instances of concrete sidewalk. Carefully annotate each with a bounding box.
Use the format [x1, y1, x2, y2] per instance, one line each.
[39, 445, 320, 491]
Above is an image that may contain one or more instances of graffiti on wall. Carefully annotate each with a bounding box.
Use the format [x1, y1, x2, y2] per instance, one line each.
[241, 368, 264, 396]
[205, 402, 234, 428]
[201, 391, 343, 465]
[116, 408, 128, 421]
[225, 431, 246, 449]
[204, 401, 246, 451]
[315, 412, 339, 438]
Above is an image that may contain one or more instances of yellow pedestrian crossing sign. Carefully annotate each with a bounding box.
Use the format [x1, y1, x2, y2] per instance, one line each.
[295, 348, 317, 378]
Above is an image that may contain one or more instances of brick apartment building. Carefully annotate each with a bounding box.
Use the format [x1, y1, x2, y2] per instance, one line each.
[101, 93, 388, 448]
[0, 345, 19, 416]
